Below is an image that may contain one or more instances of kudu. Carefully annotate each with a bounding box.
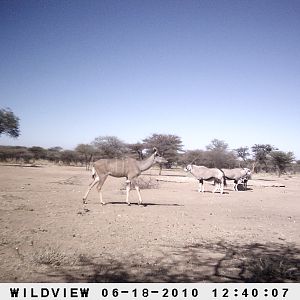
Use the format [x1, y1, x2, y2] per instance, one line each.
[83, 148, 167, 205]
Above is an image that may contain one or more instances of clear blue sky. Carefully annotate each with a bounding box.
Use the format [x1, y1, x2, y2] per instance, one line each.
[1, 0, 300, 158]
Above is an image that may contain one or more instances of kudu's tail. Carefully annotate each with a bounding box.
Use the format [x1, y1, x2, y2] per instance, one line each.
[91, 166, 96, 179]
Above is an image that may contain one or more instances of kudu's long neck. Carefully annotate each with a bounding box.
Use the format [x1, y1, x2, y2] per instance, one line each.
[137, 153, 156, 172]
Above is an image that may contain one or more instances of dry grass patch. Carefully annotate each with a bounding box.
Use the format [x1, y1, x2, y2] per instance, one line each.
[121, 176, 159, 190]
[33, 246, 78, 267]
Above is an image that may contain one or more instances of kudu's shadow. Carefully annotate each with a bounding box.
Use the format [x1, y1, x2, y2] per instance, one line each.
[107, 201, 183, 207]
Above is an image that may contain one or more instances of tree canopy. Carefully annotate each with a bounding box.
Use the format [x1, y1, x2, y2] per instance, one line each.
[234, 146, 250, 162]
[75, 144, 96, 169]
[92, 136, 128, 159]
[270, 151, 295, 176]
[0, 108, 20, 138]
[251, 144, 277, 172]
[143, 133, 183, 166]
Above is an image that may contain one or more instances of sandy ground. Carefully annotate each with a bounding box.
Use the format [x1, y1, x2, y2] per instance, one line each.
[0, 164, 299, 282]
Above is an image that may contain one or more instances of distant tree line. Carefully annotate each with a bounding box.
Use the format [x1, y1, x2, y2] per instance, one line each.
[0, 134, 299, 176]
[0, 107, 298, 176]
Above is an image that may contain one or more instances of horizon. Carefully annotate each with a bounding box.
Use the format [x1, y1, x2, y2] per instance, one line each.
[0, 134, 297, 161]
[1, 1, 300, 159]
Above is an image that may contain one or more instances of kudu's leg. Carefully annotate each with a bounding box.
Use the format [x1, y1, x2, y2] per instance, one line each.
[125, 179, 131, 205]
[135, 185, 142, 205]
[96, 175, 109, 205]
[83, 176, 100, 204]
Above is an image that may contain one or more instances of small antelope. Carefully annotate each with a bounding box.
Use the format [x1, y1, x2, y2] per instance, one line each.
[83, 148, 167, 205]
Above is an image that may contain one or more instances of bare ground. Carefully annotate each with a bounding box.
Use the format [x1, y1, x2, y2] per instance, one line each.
[0, 165, 299, 282]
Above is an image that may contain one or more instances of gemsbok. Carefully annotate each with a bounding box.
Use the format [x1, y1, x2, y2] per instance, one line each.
[185, 164, 226, 194]
[222, 168, 251, 191]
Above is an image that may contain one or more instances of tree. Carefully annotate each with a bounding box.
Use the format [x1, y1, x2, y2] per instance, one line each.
[48, 146, 63, 152]
[270, 151, 295, 176]
[143, 133, 183, 169]
[179, 149, 207, 166]
[127, 142, 144, 160]
[75, 144, 96, 170]
[234, 146, 250, 162]
[205, 139, 237, 169]
[0, 108, 20, 138]
[206, 139, 228, 151]
[251, 144, 276, 172]
[46, 147, 62, 164]
[92, 136, 128, 159]
[28, 146, 47, 161]
[0, 146, 33, 163]
[60, 150, 80, 165]
[0, 146, 32, 162]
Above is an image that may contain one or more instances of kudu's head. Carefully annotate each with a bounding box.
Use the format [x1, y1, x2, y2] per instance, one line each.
[152, 147, 168, 164]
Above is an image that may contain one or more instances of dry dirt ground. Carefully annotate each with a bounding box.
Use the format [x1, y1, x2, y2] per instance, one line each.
[0, 164, 299, 283]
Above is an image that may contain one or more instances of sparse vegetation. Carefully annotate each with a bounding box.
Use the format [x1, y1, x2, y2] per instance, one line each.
[0, 135, 298, 174]
[0, 164, 299, 282]
[270, 151, 295, 177]
[33, 246, 75, 267]
[247, 254, 298, 282]
[123, 177, 159, 190]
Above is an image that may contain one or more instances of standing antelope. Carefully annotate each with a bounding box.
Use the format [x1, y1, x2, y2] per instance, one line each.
[185, 164, 226, 194]
[222, 168, 251, 191]
[83, 148, 167, 205]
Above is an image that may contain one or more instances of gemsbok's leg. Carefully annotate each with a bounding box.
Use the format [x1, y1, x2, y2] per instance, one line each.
[220, 181, 224, 194]
[198, 179, 204, 192]
[234, 180, 238, 191]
